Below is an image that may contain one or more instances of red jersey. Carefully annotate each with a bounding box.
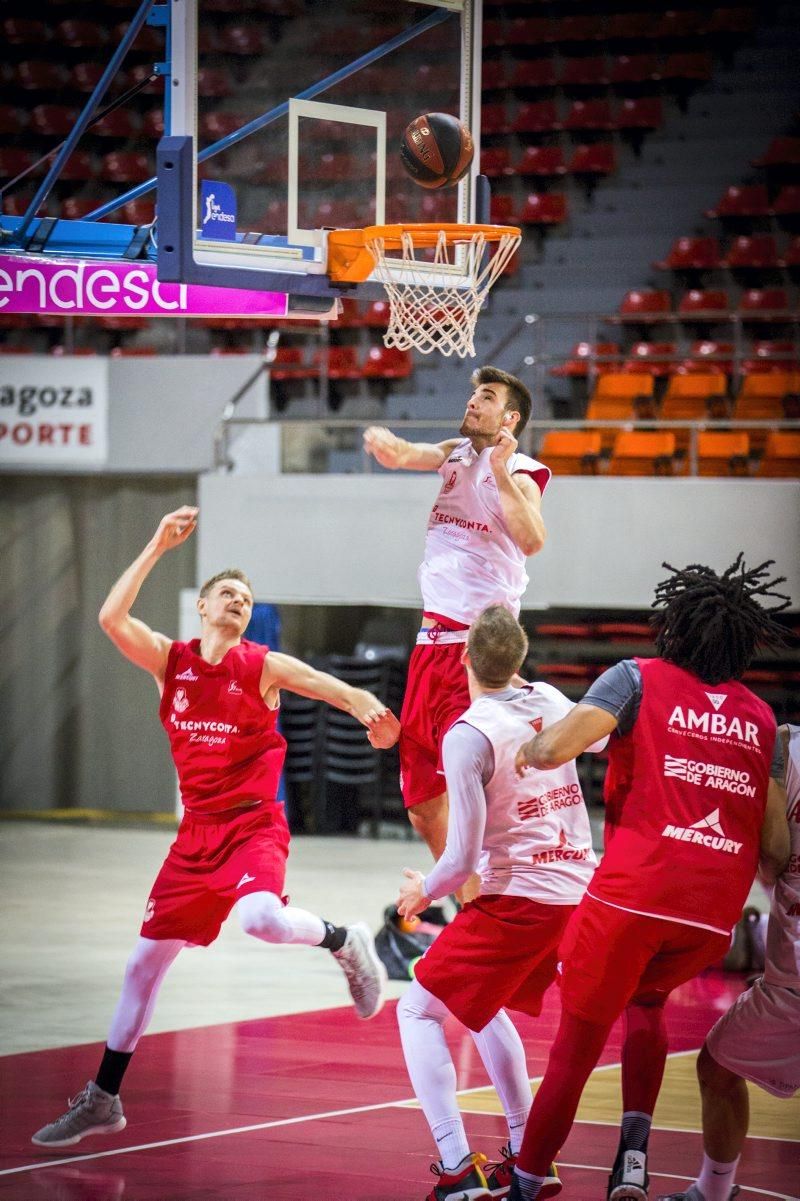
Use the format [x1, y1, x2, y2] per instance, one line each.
[159, 638, 286, 816]
[589, 657, 775, 935]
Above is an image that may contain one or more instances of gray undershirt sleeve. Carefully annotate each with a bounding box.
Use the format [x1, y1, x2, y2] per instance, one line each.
[580, 659, 642, 736]
[422, 722, 494, 902]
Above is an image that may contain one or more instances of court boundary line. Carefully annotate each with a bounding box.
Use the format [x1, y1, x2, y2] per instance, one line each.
[3, 1048, 796, 1188]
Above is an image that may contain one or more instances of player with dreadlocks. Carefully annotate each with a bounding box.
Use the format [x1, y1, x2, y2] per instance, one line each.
[503, 556, 791, 1201]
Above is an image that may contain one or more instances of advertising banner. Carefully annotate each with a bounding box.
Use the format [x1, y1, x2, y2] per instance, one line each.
[0, 356, 108, 466]
[0, 252, 322, 319]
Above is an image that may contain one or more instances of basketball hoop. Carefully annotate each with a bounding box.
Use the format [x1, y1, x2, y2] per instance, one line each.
[327, 223, 521, 358]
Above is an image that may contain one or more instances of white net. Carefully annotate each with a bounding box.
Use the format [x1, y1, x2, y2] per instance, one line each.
[365, 228, 521, 358]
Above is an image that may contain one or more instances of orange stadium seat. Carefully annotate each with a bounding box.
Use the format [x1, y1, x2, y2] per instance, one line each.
[661, 372, 729, 449]
[538, 431, 603, 475]
[607, 431, 677, 475]
[586, 375, 655, 444]
[755, 432, 800, 477]
[696, 431, 751, 477]
[735, 372, 800, 418]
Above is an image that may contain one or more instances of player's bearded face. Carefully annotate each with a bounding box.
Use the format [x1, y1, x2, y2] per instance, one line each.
[460, 387, 509, 438]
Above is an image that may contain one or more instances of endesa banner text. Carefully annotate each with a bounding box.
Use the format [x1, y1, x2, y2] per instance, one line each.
[0, 253, 291, 318]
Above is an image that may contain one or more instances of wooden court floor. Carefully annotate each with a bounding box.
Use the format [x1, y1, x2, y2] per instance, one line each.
[1, 970, 797, 1201]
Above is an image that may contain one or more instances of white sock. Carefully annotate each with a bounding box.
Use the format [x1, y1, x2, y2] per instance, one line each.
[696, 1153, 740, 1201]
[397, 981, 470, 1168]
[469, 1009, 531, 1156]
[432, 1118, 471, 1171]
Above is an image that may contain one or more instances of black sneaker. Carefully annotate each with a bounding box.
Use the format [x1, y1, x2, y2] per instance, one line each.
[608, 1150, 649, 1201]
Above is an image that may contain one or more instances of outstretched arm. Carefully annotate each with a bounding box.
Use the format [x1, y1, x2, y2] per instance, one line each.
[516, 703, 619, 775]
[363, 426, 460, 471]
[759, 775, 790, 885]
[261, 651, 398, 738]
[98, 506, 198, 687]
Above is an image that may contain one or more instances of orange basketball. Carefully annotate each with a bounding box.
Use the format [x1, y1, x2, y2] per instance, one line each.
[400, 112, 474, 190]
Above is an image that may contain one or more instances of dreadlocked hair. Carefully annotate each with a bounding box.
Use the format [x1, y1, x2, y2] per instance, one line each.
[651, 554, 790, 685]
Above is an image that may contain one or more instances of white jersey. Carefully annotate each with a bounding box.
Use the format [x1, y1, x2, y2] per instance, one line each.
[764, 725, 800, 988]
[460, 683, 597, 904]
[418, 438, 551, 623]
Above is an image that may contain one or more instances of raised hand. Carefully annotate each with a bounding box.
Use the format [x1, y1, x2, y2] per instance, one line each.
[489, 426, 518, 472]
[151, 507, 198, 554]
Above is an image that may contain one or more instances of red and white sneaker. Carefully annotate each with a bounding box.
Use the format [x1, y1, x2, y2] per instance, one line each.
[485, 1145, 563, 1200]
[425, 1152, 492, 1201]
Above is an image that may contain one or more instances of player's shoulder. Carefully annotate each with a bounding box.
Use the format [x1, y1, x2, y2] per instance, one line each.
[441, 437, 471, 463]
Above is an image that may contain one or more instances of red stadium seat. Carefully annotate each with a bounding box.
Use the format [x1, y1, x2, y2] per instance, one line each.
[677, 289, 730, 318]
[706, 184, 771, 219]
[479, 103, 509, 137]
[752, 136, 800, 169]
[519, 193, 568, 227]
[312, 345, 362, 380]
[623, 341, 677, 377]
[705, 7, 757, 38]
[507, 17, 557, 45]
[556, 14, 605, 43]
[608, 53, 660, 87]
[653, 10, 704, 39]
[362, 346, 413, 379]
[563, 100, 615, 132]
[362, 300, 390, 328]
[61, 196, 102, 219]
[784, 236, 800, 267]
[772, 186, 800, 218]
[91, 110, 140, 139]
[121, 199, 156, 225]
[509, 60, 558, 90]
[196, 67, 234, 98]
[722, 234, 782, 269]
[654, 236, 721, 271]
[100, 151, 151, 183]
[113, 21, 162, 53]
[681, 340, 734, 375]
[560, 57, 609, 89]
[605, 12, 658, 42]
[269, 347, 315, 380]
[30, 105, 80, 138]
[0, 106, 28, 136]
[219, 24, 267, 55]
[490, 194, 517, 225]
[660, 52, 713, 82]
[59, 151, 96, 182]
[15, 61, 67, 92]
[616, 97, 663, 131]
[619, 289, 672, 320]
[737, 288, 793, 319]
[0, 149, 35, 180]
[515, 146, 567, 178]
[141, 109, 165, 139]
[110, 346, 158, 357]
[480, 147, 514, 178]
[550, 341, 620, 377]
[55, 20, 108, 48]
[481, 61, 507, 92]
[510, 101, 561, 135]
[743, 340, 800, 373]
[3, 18, 48, 44]
[567, 142, 617, 178]
[70, 62, 106, 93]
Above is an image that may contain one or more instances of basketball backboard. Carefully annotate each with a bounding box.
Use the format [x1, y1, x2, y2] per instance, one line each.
[157, 0, 484, 300]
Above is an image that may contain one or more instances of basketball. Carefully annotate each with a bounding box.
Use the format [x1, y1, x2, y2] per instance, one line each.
[400, 113, 474, 189]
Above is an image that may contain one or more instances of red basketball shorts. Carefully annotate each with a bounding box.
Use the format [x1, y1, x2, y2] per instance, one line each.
[414, 894, 575, 1032]
[558, 894, 731, 1025]
[399, 641, 471, 809]
[141, 802, 291, 947]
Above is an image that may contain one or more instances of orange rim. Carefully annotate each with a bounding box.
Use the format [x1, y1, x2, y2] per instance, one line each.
[327, 223, 521, 283]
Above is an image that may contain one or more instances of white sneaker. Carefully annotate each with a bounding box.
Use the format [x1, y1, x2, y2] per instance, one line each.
[32, 1081, 126, 1147]
[332, 922, 387, 1019]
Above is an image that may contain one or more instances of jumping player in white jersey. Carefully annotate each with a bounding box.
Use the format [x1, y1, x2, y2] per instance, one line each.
[395, 606, 607, 1201]
[658, 723, 799, 1201]
[364, 367, 550, 898]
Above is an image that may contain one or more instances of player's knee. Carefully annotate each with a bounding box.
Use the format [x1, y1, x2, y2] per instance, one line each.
[697, 1043, 741, 1096]
[123, 942, 172, 989]
[238, 899, 289, 943]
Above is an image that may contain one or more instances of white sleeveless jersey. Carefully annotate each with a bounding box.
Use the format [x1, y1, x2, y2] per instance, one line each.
[418, 439, 551, 623]
[765, 725, 800, 988]
[459, 682, 597, 904]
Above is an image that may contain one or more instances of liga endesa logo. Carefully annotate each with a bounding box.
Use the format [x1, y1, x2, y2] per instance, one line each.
[0, 259, 190, 314]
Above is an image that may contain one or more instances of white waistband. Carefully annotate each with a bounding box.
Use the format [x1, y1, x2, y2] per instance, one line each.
[416, 628, 469, 646]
